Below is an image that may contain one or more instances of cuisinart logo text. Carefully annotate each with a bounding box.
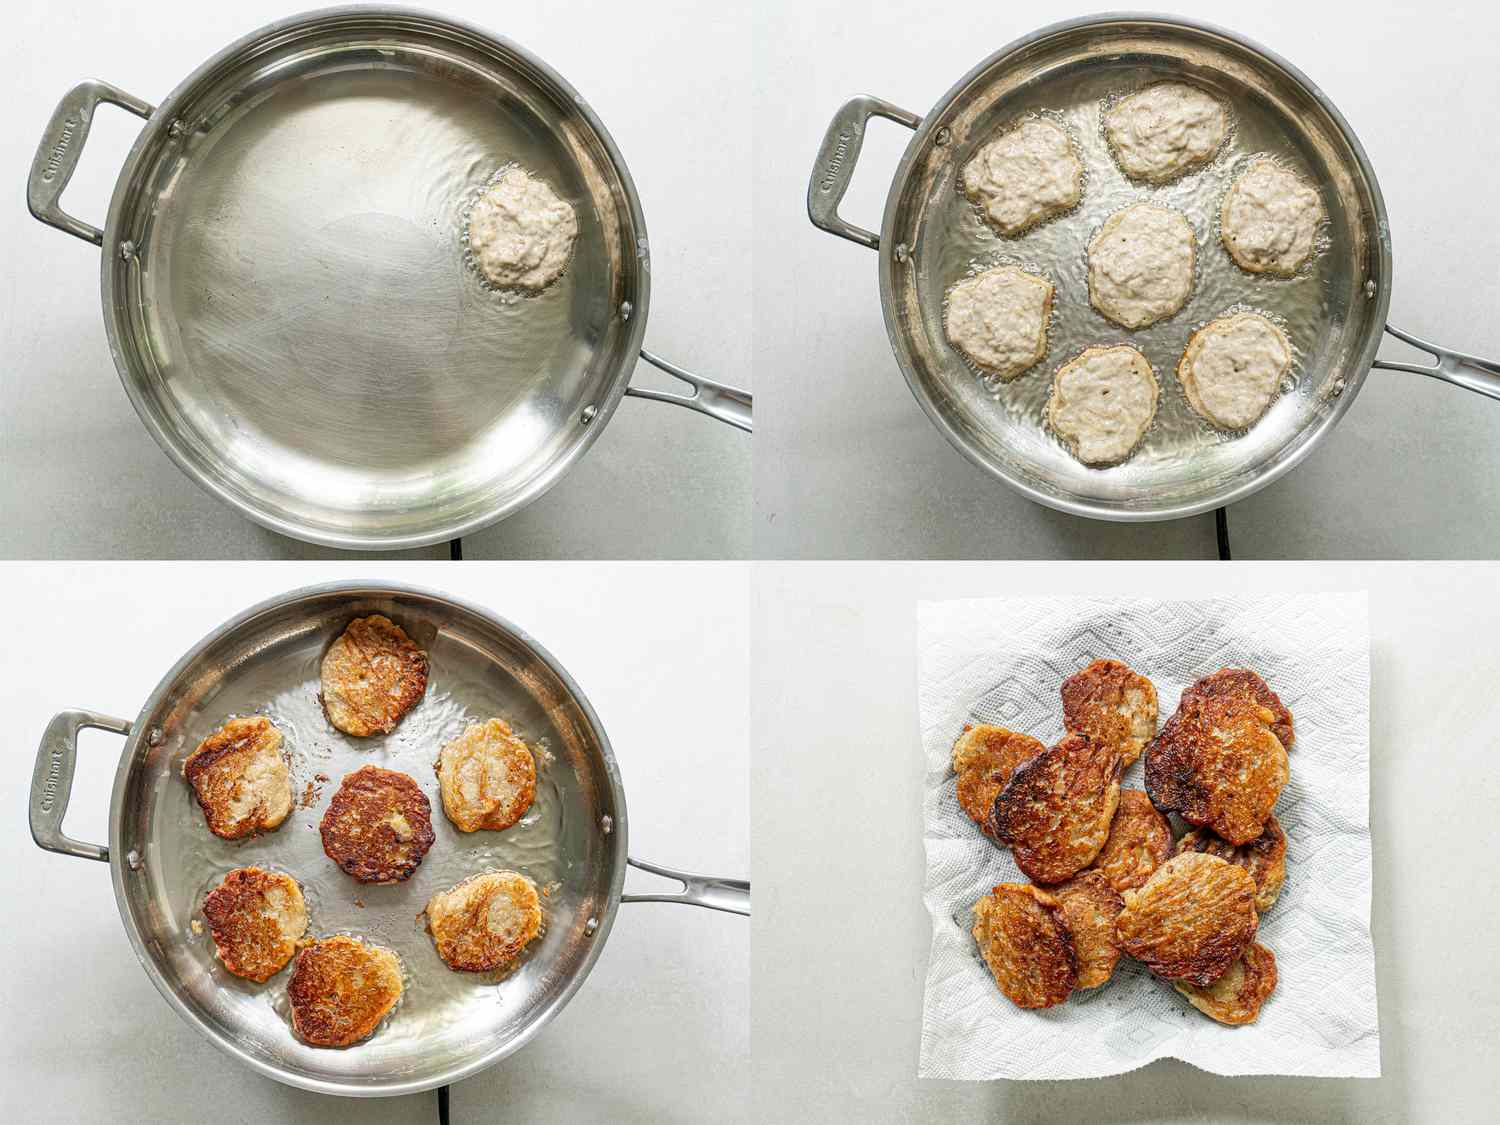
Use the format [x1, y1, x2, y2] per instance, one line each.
[38, 745, 65, 813]
[40, 116, 79, 184]
[819, 130, 852, 193]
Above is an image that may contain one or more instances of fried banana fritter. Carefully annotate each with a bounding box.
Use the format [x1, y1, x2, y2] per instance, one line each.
[951, 724, 1045, 839]
[992, 734, 1122, 884]
[287, 935, 403, 1047]
[426, 870, 542, 972]
[1050, 871, 1124, 988]
[201, 867, 307, 983]
[436, 719, 537, 833]
[1175, 812, 1287, 913]
[1115, 852, 1259, 987]
[972, 883, 1077, 1009]
[1088, 788, 1172, 893]
[182, 716, 292, 840]
[320, 615, 429, 737]
[320, 766, 435, 884]
[1061, 659, 1158, 767]
[1145, 668, 1291, 845]
[1173, 941, 1278, 1025]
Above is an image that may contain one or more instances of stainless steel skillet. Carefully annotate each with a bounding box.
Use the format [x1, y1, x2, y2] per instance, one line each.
[809, 13, 1500, 522]
[27, 7, 751, 550]
[27, 581, 748, 1097]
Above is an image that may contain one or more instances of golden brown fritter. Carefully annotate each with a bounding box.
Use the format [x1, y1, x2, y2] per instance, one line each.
[320, 615, 429, 737]
[951, 724, 1045, 839]
[201, 867, 307, 982]
[1088, 788, 1172, 893]
[1175, 813, 1287, 913]
[1173, 941, 1278, 1025]
[182, 716, 292, 840]
[436, 719, 537, 833]
[1115, 852, 1259, 986]
[426, 871, 542, 972]
[1145, 668, 1291, 845]
[972, 883, 1077, 1009]
[1050, 871, 1124, 988]
[287, 935, 403, 1047]
[320, 766, 435, 884]
[991, 734, 1122, 884]
[1061, 659, 1158, 767]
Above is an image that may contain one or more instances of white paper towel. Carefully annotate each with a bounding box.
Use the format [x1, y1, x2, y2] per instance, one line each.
[916, 593, 1377, 1080]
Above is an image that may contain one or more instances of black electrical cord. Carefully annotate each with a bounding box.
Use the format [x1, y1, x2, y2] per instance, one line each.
[1215, 507, 1231, 561]
[449, 538, 463, 561]
[438, 1084, 450, 1124]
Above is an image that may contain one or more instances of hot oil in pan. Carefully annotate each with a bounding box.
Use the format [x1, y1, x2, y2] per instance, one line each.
[155, 626, 579, 1063]
[909, 54, 1354, 501]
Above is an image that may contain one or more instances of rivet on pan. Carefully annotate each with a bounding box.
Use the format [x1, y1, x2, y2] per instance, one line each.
[934, 126, 951, 147]
[584, 917, 598, 935]
[619, 301, 632, 322]
[600, 814, 613, 834]
[119, 240, 137, 261]
[126, 849, 142, 871]
[147, 727, 164, 747]
[893, 243, 909, 263]
[581, 404, 598, 426]
[1363, 279, 1377, 299]
[168, 119, 184, 138]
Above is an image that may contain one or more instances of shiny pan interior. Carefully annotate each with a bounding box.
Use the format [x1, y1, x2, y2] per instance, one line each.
[108, 583, 626, 1096]
[879, 14, 1391, 520]
[102, 8, 648, 548]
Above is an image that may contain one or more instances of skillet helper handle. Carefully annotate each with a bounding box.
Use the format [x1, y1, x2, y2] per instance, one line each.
[622, 856, 750, 916]
[28, 80, 154, 246]
[30, 710, 131, 862]
[628, 350, 753, 433]
[807, 95, 921, 251]
[1373, 323, 1500, 402]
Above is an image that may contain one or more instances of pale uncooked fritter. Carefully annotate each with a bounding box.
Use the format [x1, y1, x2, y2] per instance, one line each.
[1179, 312, 1293, 430]
[959, 119, 1083, 237]
[1221, 158, 1323, 275]
[1047, 345, 1159, 466]
[1088, 203, 1196, 330]
[468, 166, 578, 291]
[1104, 83, 1227, 184]
[943, 265, 1053, 380]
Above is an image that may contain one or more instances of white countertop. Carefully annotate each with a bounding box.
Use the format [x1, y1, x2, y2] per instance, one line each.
[753, 0, 1500, 559]
[0, 562, 749, 1123]
[751, 561, 1500, 1123]
[0, 2, 749, 559]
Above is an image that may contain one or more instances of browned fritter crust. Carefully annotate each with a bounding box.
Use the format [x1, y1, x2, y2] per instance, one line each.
[320, 766, 435, 884]
[1050, 871, 1124, 988]
[201, 867, 307, 982]
[1115, 852, 1259, 986]
[436, 718, 538, 833]
[972, 883, 1077, 1009]
[1145, 668, 1291, 845]
[426, 870, 542, 972]
[1088, 788, 1172, 893]
[320, 615, 429, 738]
[1176, 813, 1287, 913]
[992, 734, 1122, 884]
[287, 935, 403, 1047]
[182, 716, 292, 840]
[951, 724, 1046, 839]
[1061, 659, 1158, 767]
[1174, 941, 1278, 1025]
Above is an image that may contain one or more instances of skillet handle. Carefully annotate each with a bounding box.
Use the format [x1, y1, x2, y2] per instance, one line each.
[1373, 323, 1500, 402]
[30, 710, 131, 862]
[621, 856, 749, 916]
[807, 95, 921, 251]
[627, 350, 753, 433]
[27, 80, 154, 246]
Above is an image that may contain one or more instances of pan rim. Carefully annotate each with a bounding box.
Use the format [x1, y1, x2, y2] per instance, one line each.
[876, 10, 1394, 523]
[98, 4, 653, 551]
[106, 579, 630, 1097]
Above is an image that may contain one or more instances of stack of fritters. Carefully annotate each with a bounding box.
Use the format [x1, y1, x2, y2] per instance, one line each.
[954, 659, 1291, 1025]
